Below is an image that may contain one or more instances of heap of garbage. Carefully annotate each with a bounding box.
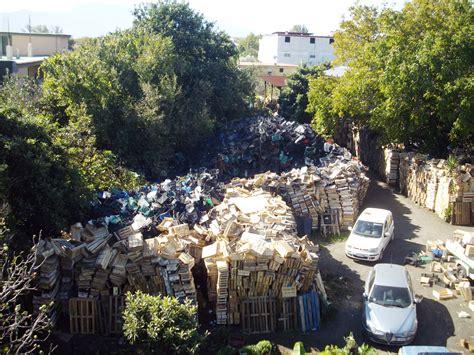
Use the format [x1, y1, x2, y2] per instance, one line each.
[201, 116, 328, 177]
[33, 116, 371, 334]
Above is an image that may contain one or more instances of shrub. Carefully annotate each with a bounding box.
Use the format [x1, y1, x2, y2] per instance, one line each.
[255, 340, 276, 354]
[240, 340, 278, 355]
[122, 290, 206, 354]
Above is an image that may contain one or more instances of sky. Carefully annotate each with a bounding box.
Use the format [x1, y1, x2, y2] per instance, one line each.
[0, 0, 406, 38]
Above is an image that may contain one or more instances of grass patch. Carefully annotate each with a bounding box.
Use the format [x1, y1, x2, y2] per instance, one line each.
[311, 230, 350, 246]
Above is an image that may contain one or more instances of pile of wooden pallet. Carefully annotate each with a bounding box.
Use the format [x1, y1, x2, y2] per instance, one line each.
[200, 187, 321, 326]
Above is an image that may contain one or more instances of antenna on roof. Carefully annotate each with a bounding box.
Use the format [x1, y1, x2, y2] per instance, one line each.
[7, 18, 11, 45]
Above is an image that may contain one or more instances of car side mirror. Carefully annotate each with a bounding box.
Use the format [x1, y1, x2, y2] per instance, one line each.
[414, 295, 423, 304]
[348, 226, 352, 231]
[363, 292, 368, 300]
[384, 232, 390, 238]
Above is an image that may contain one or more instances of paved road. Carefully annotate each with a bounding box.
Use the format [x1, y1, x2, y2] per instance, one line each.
[252, 175, 474, 354]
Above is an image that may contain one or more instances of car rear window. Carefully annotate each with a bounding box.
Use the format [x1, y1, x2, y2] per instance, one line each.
[354, 220, 383, 238]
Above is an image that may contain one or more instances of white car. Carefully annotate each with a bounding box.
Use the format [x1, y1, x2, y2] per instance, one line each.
[345, 208, 394, 261]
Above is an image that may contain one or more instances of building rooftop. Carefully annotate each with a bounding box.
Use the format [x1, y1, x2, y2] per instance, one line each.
[239, 61, 299, 67]
[0, 56, 48, 64]
[0, 31, 70, 38]
[323, 66, 349, 77]
[271, 31, 333, 38]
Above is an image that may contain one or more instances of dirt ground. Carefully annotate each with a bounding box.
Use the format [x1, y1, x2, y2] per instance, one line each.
[243, 174, 474, 354]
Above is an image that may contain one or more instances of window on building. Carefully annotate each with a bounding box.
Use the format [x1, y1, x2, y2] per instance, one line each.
[309, 55, 316, 59]
[310, 37, 315, 44]
[329, 38, 335, 44]
[284, 53, 291, 57]
[285, 36, 291, 43]
[279, 68, 284, 73]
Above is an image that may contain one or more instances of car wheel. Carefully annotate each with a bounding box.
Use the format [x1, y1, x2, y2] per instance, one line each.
[379, 249, 384, 261]
[391, 232, 394, 241]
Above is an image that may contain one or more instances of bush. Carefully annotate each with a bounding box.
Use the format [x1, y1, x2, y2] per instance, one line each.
[122, 290, 206, 354]
[240, 340, 278, 355]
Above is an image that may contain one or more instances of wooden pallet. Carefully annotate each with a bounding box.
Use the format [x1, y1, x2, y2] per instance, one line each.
[454, 202, 472, 226]
[69, 298, 97, 334]
[108, 296, 125, 334]
[277, 297, 298, 331]
[241, 296, 276, 334]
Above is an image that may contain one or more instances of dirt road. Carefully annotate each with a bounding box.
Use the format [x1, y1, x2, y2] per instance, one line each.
[249, 175, 474, 354]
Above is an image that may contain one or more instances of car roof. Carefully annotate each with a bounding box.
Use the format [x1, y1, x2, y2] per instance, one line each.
[373, 264, 408, 287]
[357, 208, 391, 223]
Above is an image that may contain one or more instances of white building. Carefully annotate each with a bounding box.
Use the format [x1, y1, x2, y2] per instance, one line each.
[258, 32, 335, 66]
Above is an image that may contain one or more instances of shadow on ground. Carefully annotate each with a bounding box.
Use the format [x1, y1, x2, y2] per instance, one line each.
[363, 173, 423, 265]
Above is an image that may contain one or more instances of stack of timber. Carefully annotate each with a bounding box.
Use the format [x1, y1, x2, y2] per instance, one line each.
[200, 186, 321, 326]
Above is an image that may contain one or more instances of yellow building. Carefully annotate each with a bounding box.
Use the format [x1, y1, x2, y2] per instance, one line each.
[0, 32, 70, 81]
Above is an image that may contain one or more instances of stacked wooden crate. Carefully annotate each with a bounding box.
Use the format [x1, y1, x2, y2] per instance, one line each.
[228, 157, 369, 234]
[199, 187, 320, 326]
[34, 240, 61, 325]
[36, 217, 202, 313]
[384, 149, 400, 186]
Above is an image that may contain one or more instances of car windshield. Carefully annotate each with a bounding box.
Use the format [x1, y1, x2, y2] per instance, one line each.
[353, 220, 383, 238]
[370, 285, 412, 308]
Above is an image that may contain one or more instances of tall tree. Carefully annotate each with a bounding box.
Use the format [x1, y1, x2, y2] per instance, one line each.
[237, 32, 262, 58]
[279, 64, 329, 123]
[22, 24, 49, 33]
[308, 0, 474, 155]
[289, 24, 309, 33]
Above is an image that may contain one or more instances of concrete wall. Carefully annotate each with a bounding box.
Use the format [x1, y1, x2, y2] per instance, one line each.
[259, 34, 335, 66]
[11, 34, 69, 56]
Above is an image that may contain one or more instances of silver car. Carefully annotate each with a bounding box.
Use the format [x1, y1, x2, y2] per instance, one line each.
[363, 264, 422, 345]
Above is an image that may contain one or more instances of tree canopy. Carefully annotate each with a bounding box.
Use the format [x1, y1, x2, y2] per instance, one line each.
[237, 33, 262, 59]
[0, 0, 254, 247]
[279, 64, 329, 123]
[308, 0, 474, 155]
[289, 24, 309, 33]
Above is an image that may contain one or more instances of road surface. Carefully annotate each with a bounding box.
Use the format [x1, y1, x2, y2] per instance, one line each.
[249, 175, 474, 353]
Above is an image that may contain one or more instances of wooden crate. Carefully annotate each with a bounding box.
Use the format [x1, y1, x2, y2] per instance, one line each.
[69, 298, 97, 334]
[241, 296, 276, 334]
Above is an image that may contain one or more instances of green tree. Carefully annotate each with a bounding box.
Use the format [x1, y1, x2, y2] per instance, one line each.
[279, 64, 329, 123]
[22, 24, 49, 33]
[307, 75, 339, 137]
[289, 25, 309, 33]
[122, 291, 205, 354]
[309, 0, 474, 155]
[237, 33, 262, 58]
